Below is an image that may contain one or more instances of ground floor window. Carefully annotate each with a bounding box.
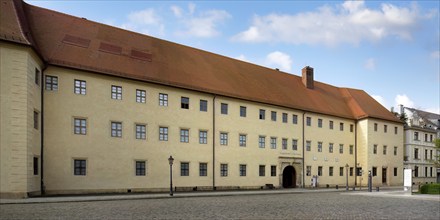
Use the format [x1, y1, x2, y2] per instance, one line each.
[372, 167, 377, 176]
[239, 164, 246, 176]
[339, 167, 344, 176]
[306, 166, 311, 176]
[220, 164, 228, 177]
[318, 166, 322, 176]
[259, 165, 265, 176]
[74, 159, 86, 176]
[135, 161, 146, 176]
[181, 162, 189, 176]
[393, 167, 397, 176]
[271, 165, 276, 177]
[33, 157, 38, 175]
[199, 163, 207, 176]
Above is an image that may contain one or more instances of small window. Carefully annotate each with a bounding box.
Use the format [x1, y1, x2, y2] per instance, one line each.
[424, 134, 428, 142]
[74, 79, 86, 95]
[329, 167, 333, 176]
[135, 124, 146, 140]
[318, 166, 322, 176]
[35, 68, 40, 86]
[270, 137, 277, 149]
[33, 111, 39, 130]
[200, 100, 207, 112]
[414, 166, 418, 177]
[159, 93, 168, 106]
[349, 145, 354, 155]
[339, 167, 344, 176]
[259, 109, 265, 120]
[414, 148, 419, 159]
[74, 159, 86, 176]
[383, 145, 387, 155]
[318, 119, 322, 128]
[350, 124, 354, 132]
[180, 162, 189, 176]
[181, 97, 189, 109]
[329, 143, 334, 153]
[33, 157, 38, 175]
[372, 167, 377, 176]
[425, 149, 428, 160]
[111, 122, 122, 137]
[259, 136, 265, 148]
[414, 132, 419, 141]
[384, 125, 388, 133]
[240, 106, 247, 117]
[271, 111, 277, 121]
[111, 85, 122, 100]
[199, 131, 207, 144]
[282, 138, 288, 150]
[239, 134, 247, 147]
[339, 144, 344, 154]
[220, 164, 228, 177]
[374, 123, 378, 132]
[271, 165, 277, 177]
[136, 89, 146, 103]
[350, 167, 354, 176]
[394, 126, 398, 135]
[292, 139, 298, 151]
[340, 123, 344, 131]
[292, 114, 298, 124]
[74, 118, 87, 135]
[221, 103, 228, 115]
[329, 121, 334, 129]
[135, 161, 146, 176]
[159, 126, 168, 141]
[317, 142, 322, 152]
[45, 75, 58, 91]
[259, 165, 265, 176]
[394, 146, 398, 156]
[393, 167, 397, 176]
[306, 117, 311, 126]
[220, 132, 228, 145]
[373, 144, 377, 154]
[199, 163, 207, 176]
[239, 164, 247, 177]
[180, 129, 189, 143]
[306, 166, 311, 176]
[282, 113, 287, 123]
[306, 141, 311, 151]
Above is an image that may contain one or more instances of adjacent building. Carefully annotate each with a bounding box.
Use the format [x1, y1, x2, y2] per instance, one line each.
[1, 0, 404, 198]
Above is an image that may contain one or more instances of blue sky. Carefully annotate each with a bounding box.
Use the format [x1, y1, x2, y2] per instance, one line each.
[26, 0, 440, 114]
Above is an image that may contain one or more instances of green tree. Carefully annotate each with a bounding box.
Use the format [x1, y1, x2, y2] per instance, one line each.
[434, 138, 440, 168]
[399, 112, 408, 125]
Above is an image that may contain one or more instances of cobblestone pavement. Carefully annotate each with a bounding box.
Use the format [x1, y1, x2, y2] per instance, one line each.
[1, 192, 439, 219]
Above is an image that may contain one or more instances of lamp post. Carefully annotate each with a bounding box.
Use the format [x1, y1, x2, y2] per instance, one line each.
[168, 156, 174, 196]
[345, 163, 349, 191]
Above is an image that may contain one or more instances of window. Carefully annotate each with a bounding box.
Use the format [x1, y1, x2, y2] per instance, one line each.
[317, 142, 322, 152]
[318, 166, 322, 176]
[384, 125, 387, 133]
[180, 129, 189, 143]
[414, 148, 419, 159]
[282, 138, 288, 150]
[159, 127, 168, 141]
[220, 164, 228, 177]
[393, 167, 397, 176]
[372, 167, 377, 176]
[220, 132, 228, 145]
[136, 89, 146, 103]
[239, 164, 247, 176]
[181, 97, 189, 109]
[259, 165, 265, 176]
[221, 103, 228, 115]
[306, 166, 311, 176]
[259, 109, 265, 120]
[45, 75, 58, 91]
[306, 117, 311, 126]
[340, 123, 344, 131]
[425, 167, 428, 177]
[414, 166, 418, 177]
[292, 114, 298, 124]
[271, 166, 277, 177]
[74, 118, 87, 135]
[373, 145, 377, 154]
[159, 93, 168, 106]
[135, 161, 146, 176]
[414, 132, 419, 141]
[35, 68, 40, 85]
[339, 167, 344, 176]
[239, 134, 247, 147]
[292, 139, 298, 151]
[111, 85, 122, 100]
[383, 145, 387, 155]
[339, 144, 344, 154]
[349, 145, 353, 155]
[199, 131, 207, 144]
[74, 80, 86, 95]
[350, 167, 354, 176]
[282, 113, 287, 123]
[329, 143, 334, 153]
[33, 111, 39, 130]
[329, 167, 333, 176]
[240, 106, 247, 117]
[271, 111, 277, 121]
[374, 123, 378, 131]
[111, 122, 122, 137]
[199, 163, 207, 176]
[259, 136, 265, 148]
[350, 124, 354, 132]
[394, 126, 398, 134]
[135, 124, 146, 140]
[74, 159, 86, 176]
[318, 119, 323, 128]
[393, 146, 397, 156]
[306, 141, 311, 151]
[425, 149, 428, 160]
[430, 167, 433, 177]
[329, 121, 334, 129]
[181, 162, 189, 176]
[270, 137, 277, 149]
[430, 135, 433, 142]
[430, 150, 433, 160]
[200, 100, 207, 112]
[424, 134, 428, 142]
[33, 157, 38, 175]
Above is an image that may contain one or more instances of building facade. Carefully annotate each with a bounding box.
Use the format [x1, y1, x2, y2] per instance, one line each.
[1, 0, 404, 198]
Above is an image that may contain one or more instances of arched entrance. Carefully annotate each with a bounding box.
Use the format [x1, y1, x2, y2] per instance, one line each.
[282, 166, 296, 188]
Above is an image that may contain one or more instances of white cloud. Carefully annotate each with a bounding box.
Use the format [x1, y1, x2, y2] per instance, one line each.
[431, 50, 440, 59]
[120, 8, 164, 36]
[364, 58, 376, 70]
[372, 95, 388, 108]
[265, 51, 292, 72]
[173, 3, 231, 38]
[235, 54, 248, 62]
[395, 94, 415, 109]
[170, 5, 182, 17]
[127, 8, 160, 25]
[233, 1, 431, 46]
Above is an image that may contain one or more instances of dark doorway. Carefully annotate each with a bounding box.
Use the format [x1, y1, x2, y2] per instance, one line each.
[282, 166, 296, 188]
[382, 168, 387, 184]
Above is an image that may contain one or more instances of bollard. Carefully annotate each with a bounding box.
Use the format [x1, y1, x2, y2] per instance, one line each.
[376, 187, 379, 192]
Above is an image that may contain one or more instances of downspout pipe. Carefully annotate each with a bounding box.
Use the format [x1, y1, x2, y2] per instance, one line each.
[212, 95, 216, 190]
[302, 112, 306, 188]
[354, 122, 357, 187]
[40, 65, 48, 195]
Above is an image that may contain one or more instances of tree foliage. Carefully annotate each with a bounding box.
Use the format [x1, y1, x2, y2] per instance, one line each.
[434, 138, 440, 168]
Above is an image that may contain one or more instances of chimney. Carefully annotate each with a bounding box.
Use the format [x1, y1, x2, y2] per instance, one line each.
[302, 66, 314, 89]
[399, 104, 404, 115]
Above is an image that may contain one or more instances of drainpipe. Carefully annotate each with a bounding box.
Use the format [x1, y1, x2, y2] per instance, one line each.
[354, 122, 357, 187]
[212, 95, 216, 190]
[40, 65, 48, 195]
[302, 112, 306, 188]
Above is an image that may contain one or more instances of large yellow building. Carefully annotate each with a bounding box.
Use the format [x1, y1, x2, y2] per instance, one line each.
[0, 0, 404, 198]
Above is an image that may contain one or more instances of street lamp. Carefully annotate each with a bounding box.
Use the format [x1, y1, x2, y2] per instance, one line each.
[168, 155, 174, 196]
[345, 163, 349, 191]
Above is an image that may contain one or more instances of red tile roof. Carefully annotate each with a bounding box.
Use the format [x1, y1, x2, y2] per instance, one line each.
[1, 0, 402, 123]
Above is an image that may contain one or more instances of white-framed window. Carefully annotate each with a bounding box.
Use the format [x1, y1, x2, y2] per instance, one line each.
[111, 85, 122, 100]
[259, 109, 265, 120]
[221, 103, 228, 115]
[259, 136, 265, 148]
[74, 159, 86, 176]
[74, 79, 86, 95]
[306, 166, 311, 176]
[199, 130, 207, 144]
[282, 113, 288, 123]
[292, 114, 298, 124]
[200, 100, 207, 112]
[271, 111, 277, 121]
[306, 117, 311, 126]
[45, 75, 58, 91]
[318, 142, 322, 152]
[135, 161, 146, 176]
[292, 139, 298, 151]
[239, 164, 247, 176]
[329, 143, 334, 153]
[159, 126, 168, 141]
[329, 121, 334, 129]
[181, 162, 189, 176]
[270, 137, 277, 149]
[240, 106, 247, 117]
[282, 138, 288, 150]
[259, 165, 265, 176]
[181, 97, 189, 109]
[239, 134, 247, 147]
[383, 145, 387, 155]
[111, 122, 122, 137]
[339, 144, 344, 154]
[135, 124, 146, 140]
[159, 93, 168, 106]
[74, 118, 87, 135]
[318, 119, 323, 128]
[220, 164, 228, 177]
[373, 144, 377, 154]
[180, 129, 189, 143]
[306, 141, 311, 151]
[199, 163, 207, 176]
[136, 89, 146, 103]
[220, 132, 228, 145]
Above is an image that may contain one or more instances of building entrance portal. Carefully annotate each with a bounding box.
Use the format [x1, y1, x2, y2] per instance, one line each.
[282, 166, 296, 188]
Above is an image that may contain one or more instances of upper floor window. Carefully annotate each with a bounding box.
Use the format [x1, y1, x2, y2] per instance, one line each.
[292, 114, 298, 124]
[383, 145, 387, 155]
[111, 122, 122, 137]
[329, 143, 334, 153]
[349, 145, 354, 155]
[239, 134, 247, 147]
[180, 129, 189, 143]
[306, 141, 311, 151]
[74, 118, 87, 135]
[259, 109, 265, 120]
[135, 124, 146, 140]
[74, 79, 86, 95]
[318, 119, 323, 128]
[414, 148, 419, 159]
[240, 106, 247, 117]
[111, 85, 122, 100]
[384, 125, 387, 133]
[339, 144, 344, 154]
[317, 142, 322, 152]
[350, 124, 354, 132]
[394, 146, 398, 156]
[271, 111, 277, 121]
[430, 134, 433, 142]
[33, 111, 39, 130]
[136, 89, 146, 103]
[35, 68, 40, 86]
[181, 97, 189, 109]
[340, 123, 344, 131]
[282, 113, 288, 123]
[329, 121, 334, 129]
[282, 138, 288, 150]
[221, 103, 228, 115]
[292, 139, 298, 151]
[159, 93, 168, 106]
[374, 123, 378, 131]
[414, 132, 419, 141]
[424, 134, 428, 142]
[259, 136, 266, 148]
[159, 126, 168, 141]
[373, 144, 377, 154]
[220, 132, 228, 145]
[270, 137, 277, 149]
[200, 100, 207, 112]
[306, 117, 311, 126]
[45, 75, 58, 91]
[199, 131, 207, 144]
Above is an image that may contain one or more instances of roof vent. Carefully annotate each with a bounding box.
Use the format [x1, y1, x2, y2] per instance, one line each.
[302, 66, 314, 89]
[130, 49, 152, 62]
[99, 42, 122, 55]
[62, 34, 91, 48]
